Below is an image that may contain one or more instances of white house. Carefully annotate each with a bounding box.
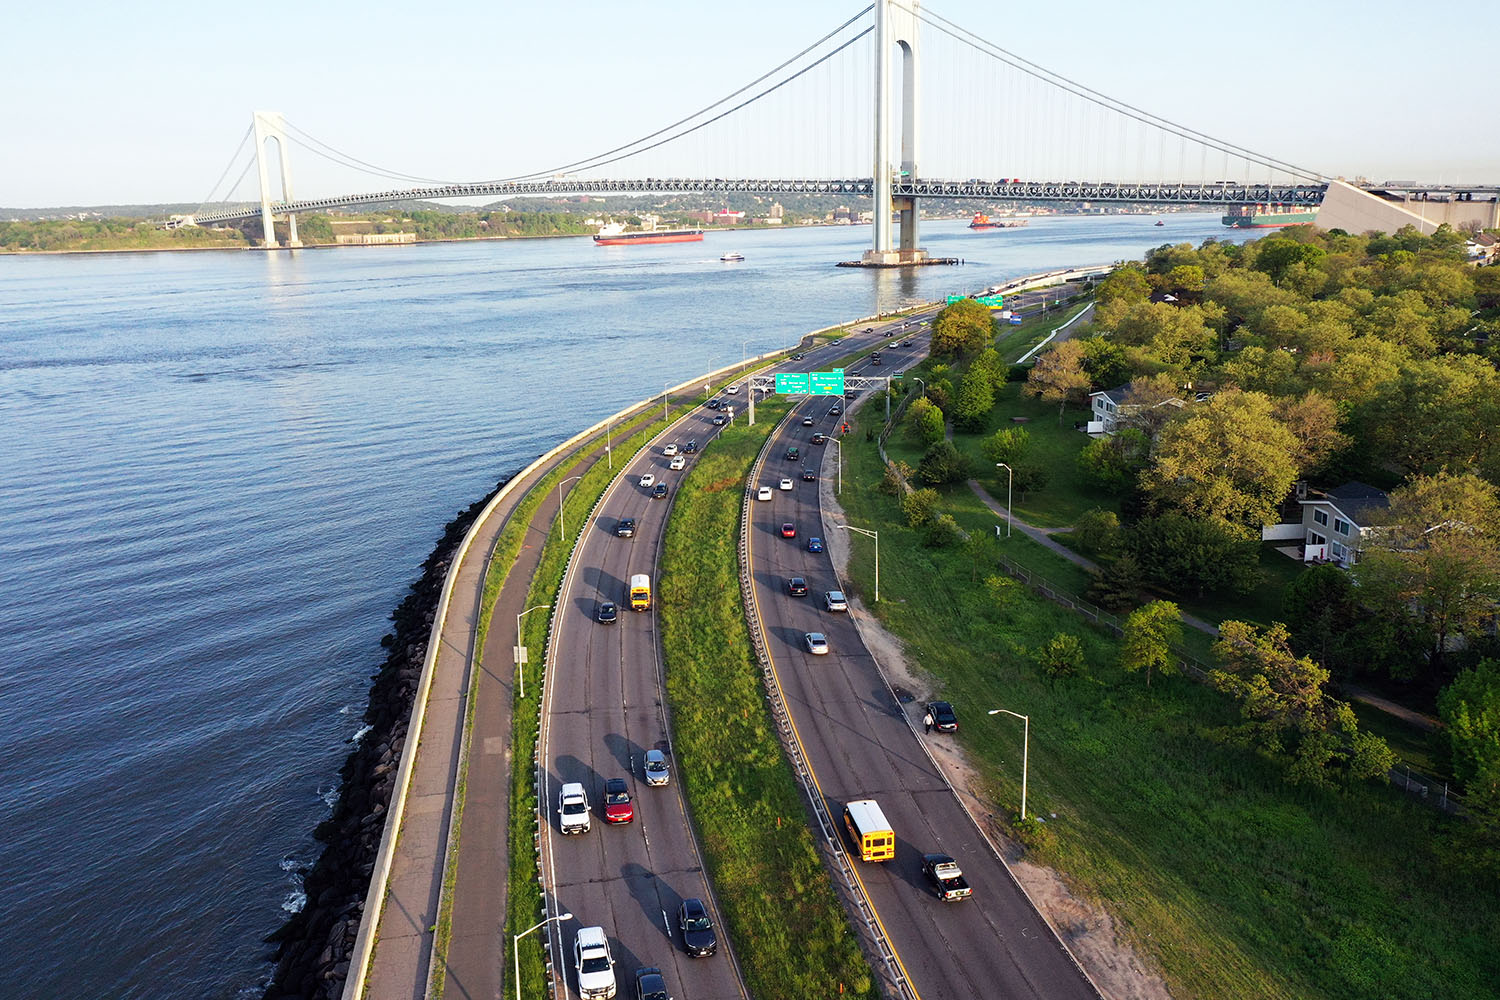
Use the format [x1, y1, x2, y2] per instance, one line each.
[1297, 482, 1389, 566]
[1086, 383, 1185, 434]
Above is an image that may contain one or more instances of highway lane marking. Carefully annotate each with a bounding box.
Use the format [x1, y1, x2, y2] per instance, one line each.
[743, 403, 923, 1000]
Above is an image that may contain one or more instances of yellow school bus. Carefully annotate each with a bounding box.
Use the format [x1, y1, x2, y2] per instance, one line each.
[843, 799, 895, 862]
[629, 573, 651, 612]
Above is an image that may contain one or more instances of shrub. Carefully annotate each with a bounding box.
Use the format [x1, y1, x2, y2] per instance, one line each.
[982, 426, 1031, 466]
[923, 513, 962, 548]
[903, 487, 940, 528]
[917, 440, 971, 486]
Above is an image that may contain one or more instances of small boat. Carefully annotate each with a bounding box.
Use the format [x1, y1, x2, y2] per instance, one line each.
[1154, 220, 1165, 226]
[720, 252, 745, 262]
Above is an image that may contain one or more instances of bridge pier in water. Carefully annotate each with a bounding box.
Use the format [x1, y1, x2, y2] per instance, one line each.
[856, 0, 947, 268]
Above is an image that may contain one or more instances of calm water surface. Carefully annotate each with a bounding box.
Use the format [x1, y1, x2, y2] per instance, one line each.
[0, 214, 1248, 998]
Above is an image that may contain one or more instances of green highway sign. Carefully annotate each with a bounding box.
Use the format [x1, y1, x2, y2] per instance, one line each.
[976, 294, 1004, 307]
[810, 369, 845, 395]
[946, 294, 966, 304]
[775, 372, 812, 394]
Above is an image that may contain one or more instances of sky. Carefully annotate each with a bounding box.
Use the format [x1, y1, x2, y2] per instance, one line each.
[3, 0, 1496, 209]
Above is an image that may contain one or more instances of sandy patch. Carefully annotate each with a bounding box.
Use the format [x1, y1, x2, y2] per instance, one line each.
[817, 400, 1172, 1000]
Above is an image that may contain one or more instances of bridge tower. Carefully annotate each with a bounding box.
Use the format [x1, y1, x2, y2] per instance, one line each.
[252, 111, 300, 249]
[863, 0, 927, 266]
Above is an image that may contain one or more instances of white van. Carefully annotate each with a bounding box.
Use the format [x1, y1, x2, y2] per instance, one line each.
[559, 782, 591, 834]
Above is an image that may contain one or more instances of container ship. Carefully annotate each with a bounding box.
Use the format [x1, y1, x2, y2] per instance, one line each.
[593, 221, 703, 246]
[968, 213, 1029, 230]
[1221, 205, 1319, 229]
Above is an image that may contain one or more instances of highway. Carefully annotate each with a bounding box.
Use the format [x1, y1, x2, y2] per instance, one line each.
[534, 323, 904, 1000]
[742, 333, 1101, 999]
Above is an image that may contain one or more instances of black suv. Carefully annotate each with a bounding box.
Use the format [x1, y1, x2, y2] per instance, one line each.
[616, 518, 636, 538]
[801, 467, 816, 482]
[787, 577, 808, 597]
[651, 483, 669, 499]
[926, 701, 959, 733]
[684, 440, 698, 453]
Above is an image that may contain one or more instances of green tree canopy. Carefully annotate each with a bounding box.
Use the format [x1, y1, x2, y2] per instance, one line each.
[1142, 389, 1299, 533]
[1024, 339, 1091, 425]
[930, 299, 994, 358]
[1120, 600, 1183, 686]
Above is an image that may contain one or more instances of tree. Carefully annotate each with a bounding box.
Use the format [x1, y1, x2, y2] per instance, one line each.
[1024, 339, 1091, 425]
[1356, 472, 1500, 678]
[903, 397, 945, 448]
[1117, 374, 1185, 440]
[982, 426, 1030, 466]
[1438, 659, 1500, 788]
[1120, 600, 1183, 686]
[1076, 427, 1149, 489]
[1358, 355, 1500, 475]
[902, 487, 940, 528]
[923, 513, 961, 548]
[972, 347, 1008, 391]
[1011, 462, 1051, 500]
[1130, 513, 1260, 597]
[1273, 391, 1350, 477]
[963, 530, 999, 582]
[1141, 389, 1299, 534]
[1036, 632, 1087, 680]
[1210, 620, 1393, 785]
[1072, 508, 1123, 557]
[917, 440, 971, 486]
[1252, 238, 1326, 284]
[1078, 335, 1132, 390]
[1281, 564, 1361, 677]
[1086, 552, 1144, 611]
[930, 299, 994, 358]
[1109, 301, 1217, 375]
[1095, 264, 1151, 308]
[953, 365, 995, 432]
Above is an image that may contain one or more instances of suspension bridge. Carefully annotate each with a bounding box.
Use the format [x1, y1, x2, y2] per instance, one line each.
[172, 1, 1499, 258]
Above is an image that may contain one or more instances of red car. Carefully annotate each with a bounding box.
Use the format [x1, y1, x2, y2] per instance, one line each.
[603, 777, 634, 824]
[780, 522, 796, 538]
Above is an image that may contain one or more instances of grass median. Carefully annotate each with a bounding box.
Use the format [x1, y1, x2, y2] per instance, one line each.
[839, 420, 1499, 1000]
[658, 397, 878, 1000]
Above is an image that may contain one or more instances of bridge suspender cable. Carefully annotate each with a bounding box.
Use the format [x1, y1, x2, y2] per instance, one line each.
[480, 4, 876, 184]
[910, 2, 1327, 181]
[195, 125, 253, 215]
[279, 120, 458, 186]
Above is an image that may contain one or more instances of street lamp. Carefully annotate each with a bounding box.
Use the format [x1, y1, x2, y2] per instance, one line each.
[556, 475, 582, 540]
[995, 463, 1013, 538]
[912, 376, 926, 399]
[662, 380, 671, 424]
[515, 604, 550, 699]
[837, 523, 878, 602]
[829, 438, 842, 495]
[604, 419, 612, 470]
[987, 708, 1029, 820]
[514, 909, 572, 1000]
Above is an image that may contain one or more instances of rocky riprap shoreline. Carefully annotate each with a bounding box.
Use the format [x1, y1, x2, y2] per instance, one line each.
[261, 476, 510, 1000]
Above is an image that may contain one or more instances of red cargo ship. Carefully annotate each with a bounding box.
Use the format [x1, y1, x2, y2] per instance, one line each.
[593, 221, 704, 245]
[968, 213, 1029, 230]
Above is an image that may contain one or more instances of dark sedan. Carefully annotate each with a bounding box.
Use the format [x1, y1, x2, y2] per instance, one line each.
[678, 897, 718, 957]
[926, 700, 959, 733]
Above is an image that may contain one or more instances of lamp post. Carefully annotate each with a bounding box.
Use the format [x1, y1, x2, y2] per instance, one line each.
[515, 604, 550, 699]
[995, 463, 1013, 538]
[837, 523, 878, 602]
[514, 910, 572, 1000]
[912, 376, 926, 399]
[556, 475, 582, 540]
[662, 380, 671, 424]
[987, 708, 1029, 820]
[605, 419, 612, 470]
[829, 438, 842, 495]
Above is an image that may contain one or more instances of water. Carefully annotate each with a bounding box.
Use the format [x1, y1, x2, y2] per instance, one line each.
[0, 213, 1247, 998]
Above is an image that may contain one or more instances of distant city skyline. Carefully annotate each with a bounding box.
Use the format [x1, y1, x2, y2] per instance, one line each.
[3, 0, 1496, 209]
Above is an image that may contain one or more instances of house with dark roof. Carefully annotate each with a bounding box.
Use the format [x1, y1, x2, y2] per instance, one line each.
[1297, 482, 1390, 566]
[1086, 383, 1185, 434]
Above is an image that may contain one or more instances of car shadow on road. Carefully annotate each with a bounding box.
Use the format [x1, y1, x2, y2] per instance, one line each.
[602, 731, 643, 775]
[621, 861, 682, 948]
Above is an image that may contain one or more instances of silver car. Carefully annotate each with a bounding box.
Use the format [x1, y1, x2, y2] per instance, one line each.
[804, 632, 829, 655]
[643, 749, 671, 786]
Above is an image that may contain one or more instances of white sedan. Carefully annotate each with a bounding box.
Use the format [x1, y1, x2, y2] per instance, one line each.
[756, 486, 773, 501]
[779, 478, 794, 491]
[669, 455, 686, 470]
[804, 632, 829, 655]
[639, 474, 656, 488]
[663, 443, 679, 456]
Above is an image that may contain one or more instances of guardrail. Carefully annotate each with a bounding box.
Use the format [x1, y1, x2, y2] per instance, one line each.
[736, 410, 917, 1000]
[823, 402, 1105, 1000]
[342, 346, 810, 1000]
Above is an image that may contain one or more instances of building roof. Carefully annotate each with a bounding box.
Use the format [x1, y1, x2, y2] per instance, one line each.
[1308, 481, 1390, 526]
[1090, 384, 1132, 405]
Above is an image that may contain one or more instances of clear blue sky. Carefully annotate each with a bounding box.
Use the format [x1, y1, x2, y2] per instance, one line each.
[3, 0, 1495, 208]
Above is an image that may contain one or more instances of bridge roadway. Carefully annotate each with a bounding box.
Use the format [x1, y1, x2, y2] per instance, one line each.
[535, 328, 893, 1000]
[743, 336, 1102, 999]
[180, 177, 1334, 228]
